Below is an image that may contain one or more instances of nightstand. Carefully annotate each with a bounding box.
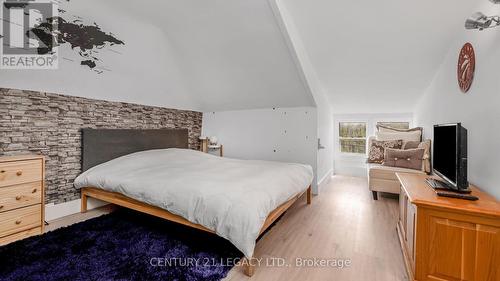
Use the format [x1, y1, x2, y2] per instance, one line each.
[199, 138, 223, 157]
[0, 155, 45, 245]
[208, 144, 223, 157]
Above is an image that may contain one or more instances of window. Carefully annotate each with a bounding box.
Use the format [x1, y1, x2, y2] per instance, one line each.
[377, 122, 410, 130]
[339, 122, 367, 154]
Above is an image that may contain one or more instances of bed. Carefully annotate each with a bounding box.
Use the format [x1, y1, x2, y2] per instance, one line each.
[74, 129, 313, 277]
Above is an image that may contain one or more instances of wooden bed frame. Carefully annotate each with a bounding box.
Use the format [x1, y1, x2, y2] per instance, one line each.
[78, 128, 312, 277]
[81, 185, 311, 277]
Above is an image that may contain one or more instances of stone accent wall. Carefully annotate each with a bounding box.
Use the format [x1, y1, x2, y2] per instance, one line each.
[0, 88, 202, 204]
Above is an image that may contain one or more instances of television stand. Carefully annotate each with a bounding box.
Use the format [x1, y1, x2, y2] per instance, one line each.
[396, 173, 500, 281]
[425, 178, 471, 194]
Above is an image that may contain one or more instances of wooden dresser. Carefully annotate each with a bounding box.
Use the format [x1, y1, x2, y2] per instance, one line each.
[0, 155, 45, 245]
[396, 173, 500, 281]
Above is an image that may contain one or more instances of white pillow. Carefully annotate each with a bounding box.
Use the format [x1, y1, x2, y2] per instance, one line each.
[376, 131, 421, 142]
[378, 126, 409, 133]
[378, 126, 395, 133]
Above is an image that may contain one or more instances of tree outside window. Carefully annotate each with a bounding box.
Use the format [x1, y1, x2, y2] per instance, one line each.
[339, 122, 366, 154]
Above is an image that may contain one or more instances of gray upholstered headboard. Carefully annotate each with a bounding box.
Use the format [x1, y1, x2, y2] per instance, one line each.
[81, 128, 189, 171]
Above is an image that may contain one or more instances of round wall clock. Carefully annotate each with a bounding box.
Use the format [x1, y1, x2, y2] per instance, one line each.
[457, 43, 475, 93]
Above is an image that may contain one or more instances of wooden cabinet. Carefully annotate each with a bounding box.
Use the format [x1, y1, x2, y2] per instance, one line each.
[398, 188, 417, 274]
[397, 173, 500, 281]
[0, 155, 45, 245]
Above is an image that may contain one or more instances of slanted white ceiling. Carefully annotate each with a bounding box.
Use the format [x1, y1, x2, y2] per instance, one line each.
[0, 0, 315, 111]
[1, 0, 482, 114]
[279, 0, 479, 113]
[120, 0, 316, 111]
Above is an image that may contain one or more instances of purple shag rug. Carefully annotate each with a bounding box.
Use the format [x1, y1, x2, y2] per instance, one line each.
[0, 209, 242, 281]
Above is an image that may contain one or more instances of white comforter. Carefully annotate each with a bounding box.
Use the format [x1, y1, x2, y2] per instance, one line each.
[74, 148, 313, 258]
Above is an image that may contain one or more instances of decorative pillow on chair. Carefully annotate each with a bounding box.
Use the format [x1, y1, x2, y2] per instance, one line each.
[402, 141, 421, 149]
[377, 125, 423, 134]
[401, 140, 431, 173]
[367, 140, 403, 164]
[417, 140, 431, 173]
[383, 148, 425, 170]
[376, 131, 422, 142]
[376, 125, 423, 142]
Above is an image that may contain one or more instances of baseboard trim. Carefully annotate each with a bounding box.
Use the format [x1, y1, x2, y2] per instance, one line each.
[317, 169, 334, 194]
[45, 197, 108, 221]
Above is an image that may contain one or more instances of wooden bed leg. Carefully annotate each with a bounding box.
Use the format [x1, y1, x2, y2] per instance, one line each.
[243, 257, 255, 277]
[307, 185, 312, 205]
[81, 191, 88, 213]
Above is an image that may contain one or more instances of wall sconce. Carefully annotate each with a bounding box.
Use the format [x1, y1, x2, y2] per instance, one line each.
[465, 0, 500, 30]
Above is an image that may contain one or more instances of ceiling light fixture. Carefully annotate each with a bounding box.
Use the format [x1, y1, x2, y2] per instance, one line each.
[465, 0, 500, 30]
[465, 12, 500, 30]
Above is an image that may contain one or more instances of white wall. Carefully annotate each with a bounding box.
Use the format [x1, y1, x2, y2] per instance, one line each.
[270, 0, 334, 189]
[0, 0, 315, 112]
[202, 107, 319, 193]
[414, 2, 500, 200]
[275, 0, 478, 114]
[315, 94, 334, 187]
[0, 0, 199, 110]
[333, 113, 414, 177]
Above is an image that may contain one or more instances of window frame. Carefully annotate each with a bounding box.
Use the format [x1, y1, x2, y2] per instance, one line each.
[336, 120, 369, 157]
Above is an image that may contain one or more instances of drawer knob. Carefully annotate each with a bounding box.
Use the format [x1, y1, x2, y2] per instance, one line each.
[0, 170, 5, 173]
[16, 195, 22, 200]
[15, 220, 22, 225]
[16, 171, 23, 176]
[32, 188, 37, 193]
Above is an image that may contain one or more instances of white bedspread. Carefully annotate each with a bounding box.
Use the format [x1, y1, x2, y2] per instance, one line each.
[74, 148, 313, 258]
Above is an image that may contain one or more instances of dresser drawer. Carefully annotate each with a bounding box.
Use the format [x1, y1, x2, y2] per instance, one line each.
[0, 160, 42, 187]
[0, 182, 42, 212]
[0, 226, 42, 246]
[0, 205, 41, 238]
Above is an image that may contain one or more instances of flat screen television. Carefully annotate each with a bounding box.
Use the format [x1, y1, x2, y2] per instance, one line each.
[433, 123, 469, 191]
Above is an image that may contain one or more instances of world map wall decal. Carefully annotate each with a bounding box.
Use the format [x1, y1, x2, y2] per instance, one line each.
[28, 16, 125, 73]
[1, 0, 125, 74]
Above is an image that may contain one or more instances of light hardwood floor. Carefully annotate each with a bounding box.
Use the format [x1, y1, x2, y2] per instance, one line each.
[45, 175, 407, 281]
[224, 175, 407, 281]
